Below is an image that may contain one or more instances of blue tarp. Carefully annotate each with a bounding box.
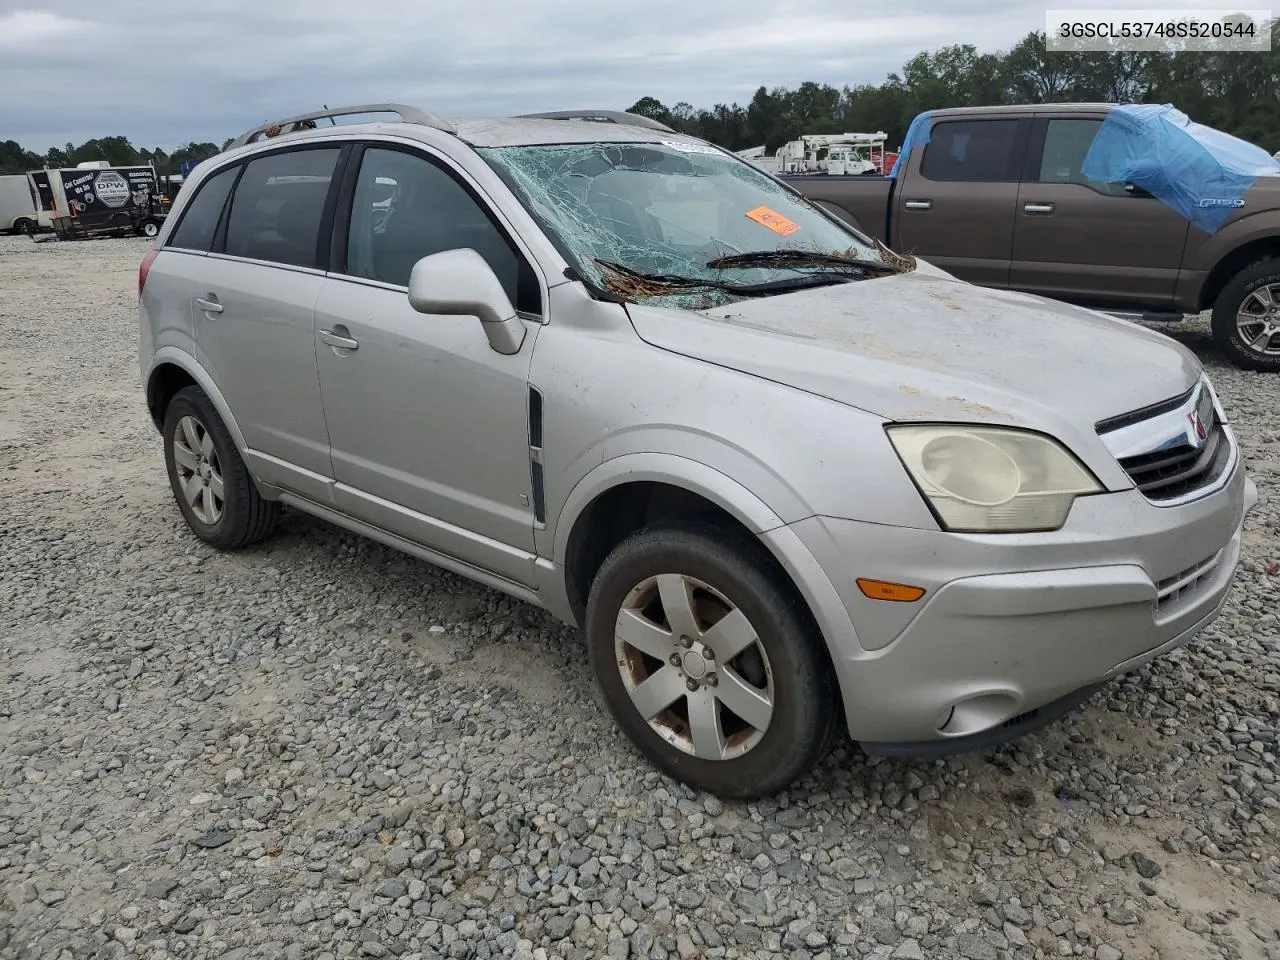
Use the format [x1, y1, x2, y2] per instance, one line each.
[1080, 103, 1280, 234]
[888, 110, 933, 178]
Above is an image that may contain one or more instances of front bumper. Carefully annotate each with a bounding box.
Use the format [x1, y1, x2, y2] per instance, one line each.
[769, 459, 1258, 748]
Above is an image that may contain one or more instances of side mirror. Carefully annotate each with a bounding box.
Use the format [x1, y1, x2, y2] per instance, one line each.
[407, 248, 526, 355]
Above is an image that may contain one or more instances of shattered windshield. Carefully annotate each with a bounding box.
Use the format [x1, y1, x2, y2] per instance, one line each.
[480, 140, 912, 309]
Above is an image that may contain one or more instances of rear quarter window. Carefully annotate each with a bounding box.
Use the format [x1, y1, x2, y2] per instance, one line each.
[168, 166, 238, 252]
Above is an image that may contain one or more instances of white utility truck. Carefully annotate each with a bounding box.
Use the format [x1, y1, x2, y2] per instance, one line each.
[0, 174, 39, 234]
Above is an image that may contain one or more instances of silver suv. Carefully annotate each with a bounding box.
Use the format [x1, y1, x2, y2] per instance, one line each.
[139, 103, 1259, 799]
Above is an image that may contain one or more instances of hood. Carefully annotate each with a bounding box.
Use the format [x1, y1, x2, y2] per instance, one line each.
[624, 265, 1202, 431]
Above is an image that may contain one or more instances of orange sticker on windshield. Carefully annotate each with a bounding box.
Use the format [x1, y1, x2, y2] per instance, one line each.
[745, 205, 801, 236]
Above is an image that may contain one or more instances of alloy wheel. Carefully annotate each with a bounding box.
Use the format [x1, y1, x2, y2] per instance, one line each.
[1236, 283, 1280, 357]
[613, 573, 774, 761]
[172, 415, 224, 524]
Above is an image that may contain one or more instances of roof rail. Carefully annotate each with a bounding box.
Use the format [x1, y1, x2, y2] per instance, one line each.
[229, 103, 456, 149]
[516, 109, 677, 134]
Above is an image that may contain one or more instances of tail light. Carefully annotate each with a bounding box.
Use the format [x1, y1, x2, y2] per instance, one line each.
[139, 249, 159, 297]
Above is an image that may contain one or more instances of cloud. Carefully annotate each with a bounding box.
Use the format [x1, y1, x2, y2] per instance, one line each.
[0, 0, 1238, 152]
[0, 10, 92, 49]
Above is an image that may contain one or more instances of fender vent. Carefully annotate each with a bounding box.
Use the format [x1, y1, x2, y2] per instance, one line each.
[528, 386, 543, 448]
[528, 386, 546, 524]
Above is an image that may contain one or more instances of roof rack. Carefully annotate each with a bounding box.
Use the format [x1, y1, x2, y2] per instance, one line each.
[228, 103, 456, 149]
[516, 110, 677, 134]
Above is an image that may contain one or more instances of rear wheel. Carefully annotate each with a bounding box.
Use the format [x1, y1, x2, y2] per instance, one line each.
[12, 217, 35, 236]
[1211, 259, 1280, 371]
[162, 386, 280, 549]
[136, 218, 161, 238]
[585, 522, 838, 799]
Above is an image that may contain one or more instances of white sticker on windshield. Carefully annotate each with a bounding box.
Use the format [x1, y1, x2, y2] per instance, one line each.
[658, 139, 723, 156]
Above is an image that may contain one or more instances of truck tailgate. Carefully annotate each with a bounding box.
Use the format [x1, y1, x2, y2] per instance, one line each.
[784, 176, 893, 243]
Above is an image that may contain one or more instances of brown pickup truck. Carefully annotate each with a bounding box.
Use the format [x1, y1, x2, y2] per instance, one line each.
[784, 103, 1280, 371]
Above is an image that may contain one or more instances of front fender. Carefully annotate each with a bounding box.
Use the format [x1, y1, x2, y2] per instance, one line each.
[548, 451, 790, 572]
[145, 346, 249, 457]
[1192, 209, 1280, 268]
[541, 450, 864, 673]
[1182, 210, 1280, 305]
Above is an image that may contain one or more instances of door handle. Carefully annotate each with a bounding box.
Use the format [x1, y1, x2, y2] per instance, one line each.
[318, 328, 359, 351]
[195, 296, 223, 314]
[904, 200, 933, 211]
[1023, 202, 1055, 214]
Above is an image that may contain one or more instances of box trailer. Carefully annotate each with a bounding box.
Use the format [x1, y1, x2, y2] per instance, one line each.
[0, 174, 39, 234]
[27, 162, 167, 239]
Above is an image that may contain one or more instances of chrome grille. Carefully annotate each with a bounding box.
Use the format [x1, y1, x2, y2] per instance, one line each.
[1097, 378, 1234, 505]
[1118, 419, 1229, 501]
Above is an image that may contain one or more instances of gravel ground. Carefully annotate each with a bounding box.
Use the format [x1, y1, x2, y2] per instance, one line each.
[1, 234, 1278, 960]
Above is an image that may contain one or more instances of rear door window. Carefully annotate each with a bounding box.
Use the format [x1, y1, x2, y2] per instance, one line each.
[921, 120, 1021, 182]
[168, 166, 238, 252]
[223, 148, 340, 268]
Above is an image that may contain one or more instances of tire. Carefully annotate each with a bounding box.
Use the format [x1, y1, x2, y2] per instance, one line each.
[1210, 259, 1280, 371]
[162, 386, 280, 549]
[585, 521, 839, 799]
[137, 218, 161, 238]
[12, 217, 35, 236]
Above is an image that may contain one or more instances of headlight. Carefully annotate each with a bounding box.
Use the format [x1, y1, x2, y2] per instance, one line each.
[886, 424, 1103, 533]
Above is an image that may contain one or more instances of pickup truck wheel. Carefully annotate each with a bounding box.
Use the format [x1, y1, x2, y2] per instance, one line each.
[584, 522, 838, 799]
[162, 386, 280, 549]
[12, 217, 35, 235]
[1211, 260, 1280, 371]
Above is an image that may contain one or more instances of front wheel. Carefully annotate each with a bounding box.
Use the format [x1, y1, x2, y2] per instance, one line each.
[585, 522, 839, 799]
[1210, 259, 1280, 371]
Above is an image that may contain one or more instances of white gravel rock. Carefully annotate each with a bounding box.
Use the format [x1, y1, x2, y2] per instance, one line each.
[2, 235, 1279, 959]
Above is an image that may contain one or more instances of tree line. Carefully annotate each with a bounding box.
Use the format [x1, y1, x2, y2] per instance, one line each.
[4, 28, 1279, 177]
[0, 136, 231, 178]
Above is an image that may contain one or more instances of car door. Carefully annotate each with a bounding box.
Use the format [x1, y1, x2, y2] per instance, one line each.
[186, 145, 342, 503]
[893, 116, 1028, 287]
[1011, 115, 1191, 309]
[314, 142, 544, 587]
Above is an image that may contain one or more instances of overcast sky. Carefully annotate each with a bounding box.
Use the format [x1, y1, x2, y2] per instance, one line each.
[0, 0, 1252, 152]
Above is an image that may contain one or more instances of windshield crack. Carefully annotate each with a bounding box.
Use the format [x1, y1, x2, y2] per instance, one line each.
[482, 142, 912, 309]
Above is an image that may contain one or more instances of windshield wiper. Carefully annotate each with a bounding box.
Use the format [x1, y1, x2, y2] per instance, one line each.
[706, 249, 908, 274]
[595, 260, 741, 296]
[731, 274, 857, 294]
[593, 259, 853, 299]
